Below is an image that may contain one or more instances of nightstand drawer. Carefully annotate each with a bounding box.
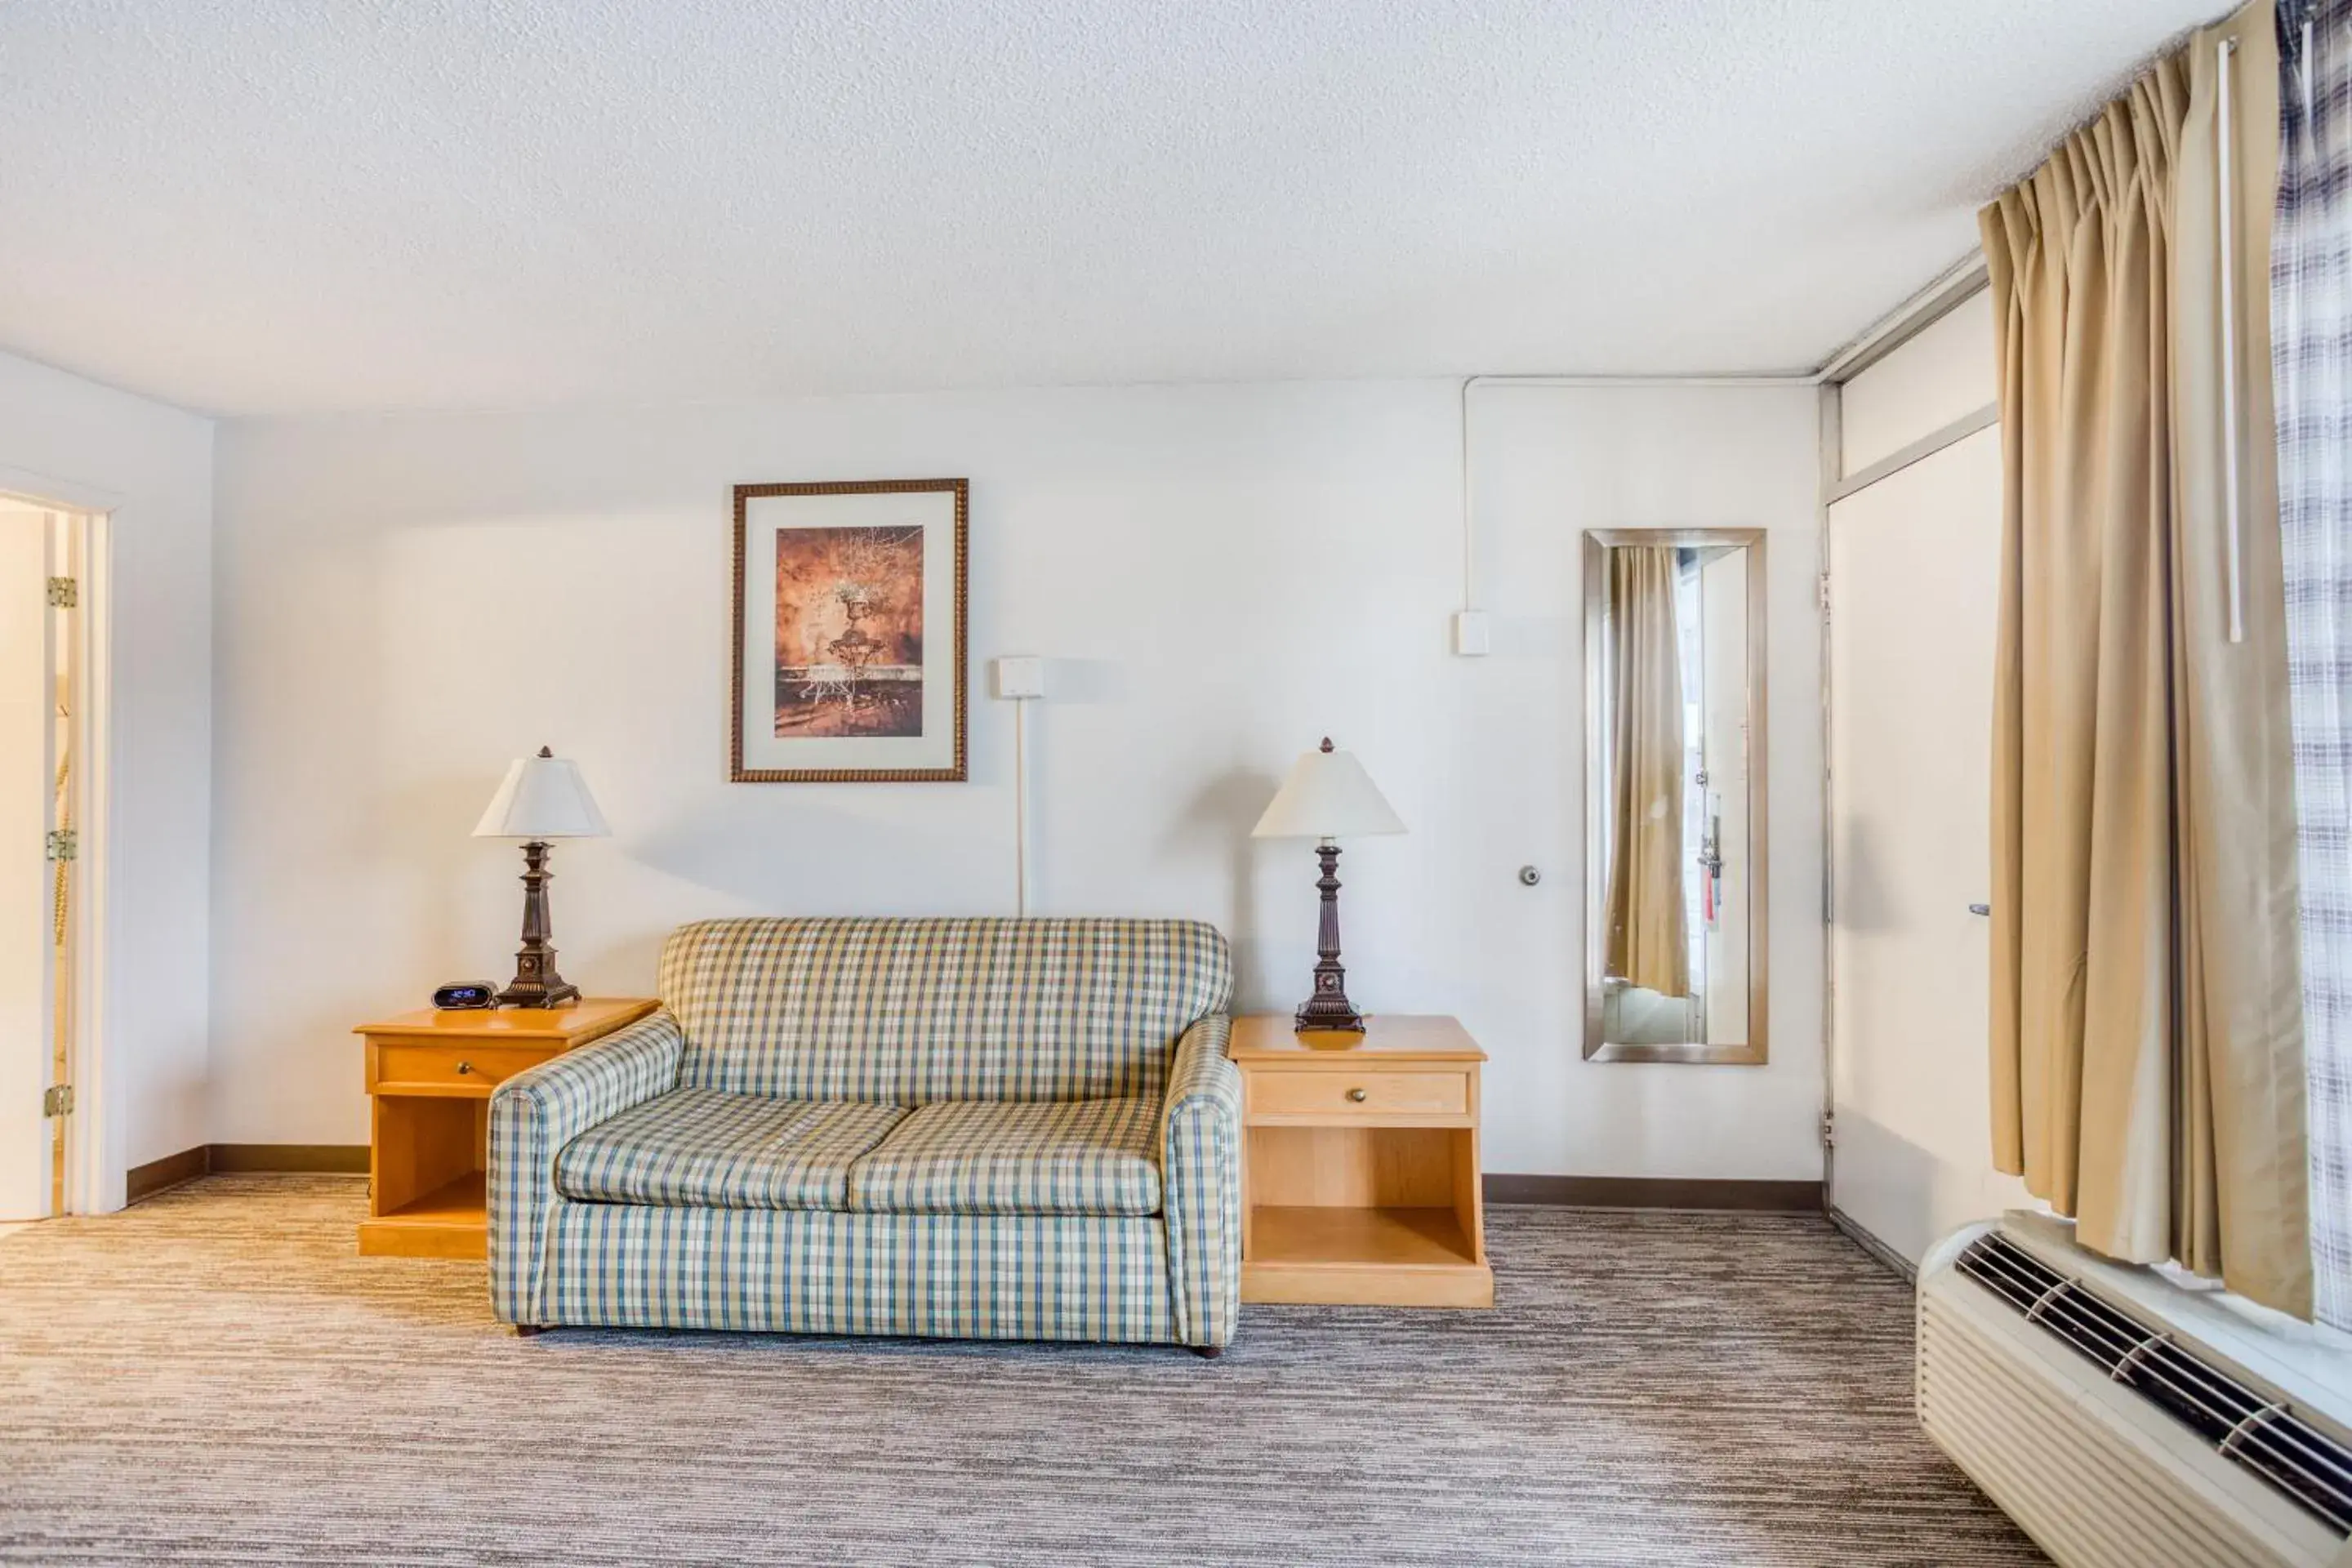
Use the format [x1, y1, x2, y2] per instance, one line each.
[1248, 1068, 1469, 1123]
[367, 1042, 550, 1097]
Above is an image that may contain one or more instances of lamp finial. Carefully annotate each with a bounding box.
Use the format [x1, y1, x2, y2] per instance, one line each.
[1319, 737, 1334, 753]
[537, 745, 553, 758]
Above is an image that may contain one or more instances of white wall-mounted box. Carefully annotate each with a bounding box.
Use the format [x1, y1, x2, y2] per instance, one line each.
[991, 656, 1045, 699]
[1451, 610, 1491, 657]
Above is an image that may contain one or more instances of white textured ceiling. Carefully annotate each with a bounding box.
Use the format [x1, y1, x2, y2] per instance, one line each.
[0, 0, 2217, 417]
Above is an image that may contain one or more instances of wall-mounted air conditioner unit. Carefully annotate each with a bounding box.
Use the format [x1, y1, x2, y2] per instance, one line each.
[1918, 1214, 2352, 1568]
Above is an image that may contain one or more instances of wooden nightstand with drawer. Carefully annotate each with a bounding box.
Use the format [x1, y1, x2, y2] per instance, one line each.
[354, 998, 657, 1259]
[1229, 1013, 1493, 1308]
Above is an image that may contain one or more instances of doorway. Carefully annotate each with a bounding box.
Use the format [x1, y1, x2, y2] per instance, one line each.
[1820, 288, 2030, 1267]
[2, 497, 99, 1222]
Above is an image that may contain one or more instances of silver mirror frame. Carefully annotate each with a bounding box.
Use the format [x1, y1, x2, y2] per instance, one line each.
[1581, 528, 1769, 1066]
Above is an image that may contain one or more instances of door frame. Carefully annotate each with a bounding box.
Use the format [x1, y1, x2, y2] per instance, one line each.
[0, 470, 114, 1216]
[1813, 265, 1995, 1265]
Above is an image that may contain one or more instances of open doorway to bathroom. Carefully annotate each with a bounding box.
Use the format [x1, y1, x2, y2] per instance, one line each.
[1, 496, 100, 1223]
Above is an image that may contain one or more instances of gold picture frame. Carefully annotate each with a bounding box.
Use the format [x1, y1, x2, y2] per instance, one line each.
[729, 479, 969, 782]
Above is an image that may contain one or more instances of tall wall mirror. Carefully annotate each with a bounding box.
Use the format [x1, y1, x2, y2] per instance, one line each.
[1582, 528, 1767, 1065]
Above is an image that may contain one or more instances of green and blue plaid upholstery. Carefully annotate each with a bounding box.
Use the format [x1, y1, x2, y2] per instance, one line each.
[657, 917, 1231, 1103]
[1160, 1014, 1241, 1347]
[542, 1200, 1174, 1342]
[488, 919, 1241, 1346]
[556, 1089, 907, 1209]
[488, 1010, 685, 1325]
[848, 1098, 1162, 1215]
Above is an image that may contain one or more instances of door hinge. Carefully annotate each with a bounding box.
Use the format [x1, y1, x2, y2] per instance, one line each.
[42, 1084, 72, 1118]
[46, 576, 77, 608]
[45, 828, 76, 862]
[1815, 571, 1830, 617]
[1820, 1110, 1836, 1148]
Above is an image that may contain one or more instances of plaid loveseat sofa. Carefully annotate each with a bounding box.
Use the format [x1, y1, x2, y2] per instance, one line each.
[486, 917, 1241, 1351]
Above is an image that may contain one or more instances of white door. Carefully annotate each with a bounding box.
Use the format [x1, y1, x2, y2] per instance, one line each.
[0, 507, 57, 1219]
[1826, 426, 2027, 1265]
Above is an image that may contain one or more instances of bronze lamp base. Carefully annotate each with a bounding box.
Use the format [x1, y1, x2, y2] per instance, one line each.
[1293, 840, 1367, 1034]
[497, 839, 581, 1009]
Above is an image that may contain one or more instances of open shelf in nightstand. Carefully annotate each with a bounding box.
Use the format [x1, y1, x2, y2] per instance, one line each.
[1233, 1054, 1494, 1310]
[1248, 1204, 1479, 1269]
[378, 1169, 486, 1226]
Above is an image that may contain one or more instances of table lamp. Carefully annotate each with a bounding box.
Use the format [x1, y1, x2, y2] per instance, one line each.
[1252, 737, 1406, 1032]
[473, 746, 608, 1008]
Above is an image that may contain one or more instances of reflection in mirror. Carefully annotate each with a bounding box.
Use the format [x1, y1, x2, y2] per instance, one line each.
[1583, 529, 1766, 1064]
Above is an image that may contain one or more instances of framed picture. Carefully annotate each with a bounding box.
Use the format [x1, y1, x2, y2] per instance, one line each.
[730, 479, 968, 782]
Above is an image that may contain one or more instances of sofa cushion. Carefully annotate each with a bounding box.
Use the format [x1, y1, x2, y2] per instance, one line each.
[555, 1087, 906, 1209]
[847, 1098, 1163, 1217]
[658, 917, 1232, 1105]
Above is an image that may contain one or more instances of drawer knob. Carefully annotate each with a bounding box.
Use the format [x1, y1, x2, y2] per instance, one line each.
[455, 1061, 474, 1075]
[1346, 1086, 1368, 1102]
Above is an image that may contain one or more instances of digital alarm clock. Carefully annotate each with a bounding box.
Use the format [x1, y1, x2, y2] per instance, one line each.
[433, 981, 501, 1010]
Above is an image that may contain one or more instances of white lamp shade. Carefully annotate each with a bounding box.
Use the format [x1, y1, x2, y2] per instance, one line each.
[472, 751, 610, 839]
[1251, 740, 1406, 840]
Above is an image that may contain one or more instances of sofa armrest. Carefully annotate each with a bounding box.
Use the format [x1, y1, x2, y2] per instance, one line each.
[487, 1009, 684, 1325]
[1160, 1013, 1241, 1347]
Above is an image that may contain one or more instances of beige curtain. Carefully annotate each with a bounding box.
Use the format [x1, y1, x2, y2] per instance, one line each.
[1605, 547, 1689, 998]
[1980, 0, 2312, 1316]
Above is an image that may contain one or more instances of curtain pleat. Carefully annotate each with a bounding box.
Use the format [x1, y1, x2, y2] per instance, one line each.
[1980, 0, 2314, 1316]
[1605, 547, 1690, 999]
[2174, 5, 2311, 1312]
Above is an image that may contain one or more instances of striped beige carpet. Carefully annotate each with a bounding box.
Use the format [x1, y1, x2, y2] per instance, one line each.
[0, 1175, 2041, 1566]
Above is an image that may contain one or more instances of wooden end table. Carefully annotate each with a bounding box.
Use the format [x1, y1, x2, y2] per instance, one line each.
[352, 998, 657, 1259]
[1230, 1013, 1493, 1308]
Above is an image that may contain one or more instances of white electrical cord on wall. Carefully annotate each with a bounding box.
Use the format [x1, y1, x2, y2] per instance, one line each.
[1460, 376, 1479, 610]
[1013, 696, 1031, 917]
[991, 656, 1047, 917]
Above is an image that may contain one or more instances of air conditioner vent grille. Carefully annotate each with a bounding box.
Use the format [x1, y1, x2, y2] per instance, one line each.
[1956, 1232, 2352, 1536]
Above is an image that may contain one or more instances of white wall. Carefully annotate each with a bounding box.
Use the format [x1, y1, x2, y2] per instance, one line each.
[1838, 291, 1996, 474]
[211, 377, 1824, 1180]
[0, 350, 214, 1202]
[1462, 384, 1824, 1179]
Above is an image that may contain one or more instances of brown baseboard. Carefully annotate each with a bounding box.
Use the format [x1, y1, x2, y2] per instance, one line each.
[126, 1143, 371, 1204]
[207, 1143, 371, 1174]
[124, 1146, 209, 1205]
[124, 1151, 1824, 1214]
[1484, 1174, 1824, 1212]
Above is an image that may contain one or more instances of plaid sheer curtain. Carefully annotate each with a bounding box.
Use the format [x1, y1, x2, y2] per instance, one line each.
[2275, 0, 2352, 1329]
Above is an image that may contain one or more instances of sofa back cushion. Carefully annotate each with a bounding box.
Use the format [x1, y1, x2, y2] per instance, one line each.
[658, 917, 1232, 1103]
